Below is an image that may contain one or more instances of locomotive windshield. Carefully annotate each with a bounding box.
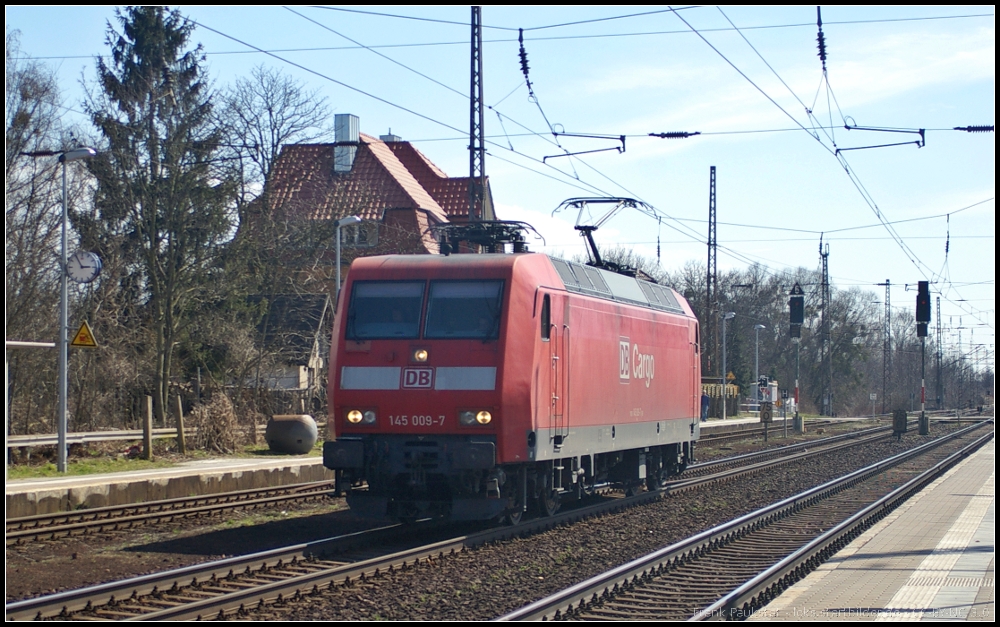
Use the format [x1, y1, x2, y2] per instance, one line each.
[346, 281, 424, 339]
[424, 280, 503, 339]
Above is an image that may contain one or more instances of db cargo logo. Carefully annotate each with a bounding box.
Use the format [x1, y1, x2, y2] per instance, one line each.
[402, 368, 433, 388]
[620, 337, 655, 388]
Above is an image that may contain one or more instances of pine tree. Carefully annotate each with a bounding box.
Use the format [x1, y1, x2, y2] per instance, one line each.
[83, 7, 234, 425]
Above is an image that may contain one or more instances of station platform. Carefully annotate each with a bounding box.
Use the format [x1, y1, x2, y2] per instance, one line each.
[750, 439, 995, 622]
[5, 455, 331, 518]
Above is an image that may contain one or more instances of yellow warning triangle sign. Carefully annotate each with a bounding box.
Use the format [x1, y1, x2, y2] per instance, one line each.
[70, 320, 98, 348]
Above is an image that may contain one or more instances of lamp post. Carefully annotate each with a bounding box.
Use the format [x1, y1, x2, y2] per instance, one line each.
[754, 323, 765, 410]
[57, 148, 98, 472]
[721, 311, 735, 421]
[19, 148, 97, 473]
[335, 215, 362, 308]
[19, 148, 98, 472]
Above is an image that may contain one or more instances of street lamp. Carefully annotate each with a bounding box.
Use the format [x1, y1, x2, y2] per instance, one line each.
[721, 311, 735, 421]
[754, 324, 766, 410]
[21, 148, 100, 472]
[335, 215, 362, 307]
[22, 148, 99, 472]
[57, 148, 98, 472]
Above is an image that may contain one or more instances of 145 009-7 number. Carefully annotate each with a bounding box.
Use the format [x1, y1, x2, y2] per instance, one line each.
[388, 414, 446, 427]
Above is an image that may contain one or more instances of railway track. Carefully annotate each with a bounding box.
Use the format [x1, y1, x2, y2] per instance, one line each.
[697, 418, 823, 445]
[684, 421, 901, 478]
[10, 413, 959, 547]
[5, 480, 338, 545]
[499, 419, 993, 621]
[2, 420, 894, 548]
[698, 409, 966, 446]
[11, 420, 986, 621]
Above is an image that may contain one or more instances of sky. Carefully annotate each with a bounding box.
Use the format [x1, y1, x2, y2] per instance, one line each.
[6, 6, 995, 368]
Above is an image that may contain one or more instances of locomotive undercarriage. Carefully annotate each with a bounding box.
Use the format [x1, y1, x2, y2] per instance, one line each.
[538, 441, 693, 508]
[326, 437, 694, 523]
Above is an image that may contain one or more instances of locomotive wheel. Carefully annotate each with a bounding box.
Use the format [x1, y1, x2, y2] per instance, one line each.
[646, 465, 670, 491]
[503, 506, 523, 526]
[501, 484, 525, 526]
[538, 488, 560, 517]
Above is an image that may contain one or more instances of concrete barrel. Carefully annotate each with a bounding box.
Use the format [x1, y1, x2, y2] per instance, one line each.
[265, 414, 318, 454]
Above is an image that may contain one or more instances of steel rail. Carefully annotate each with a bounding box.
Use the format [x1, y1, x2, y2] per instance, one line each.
[693, 428, 995, 620]
[5, 523, 400, 621]
[687, 416, 978, 478]
[664, 429, 894, 493]
[6, 480, 337, 544]
[687, 422, 899, 476]
[9, 420, 972, 621]
[497, 419, 991, 621]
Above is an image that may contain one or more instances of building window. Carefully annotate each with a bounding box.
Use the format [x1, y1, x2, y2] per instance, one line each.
[340, 221, 378, 248]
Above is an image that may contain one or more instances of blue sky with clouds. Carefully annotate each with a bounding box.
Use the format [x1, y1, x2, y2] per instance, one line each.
[6, 5, 994, 360]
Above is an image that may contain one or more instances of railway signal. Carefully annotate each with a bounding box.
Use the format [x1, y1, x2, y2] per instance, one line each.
[916, 281, 931, 434]
[789, 283, 804, 433]
[789, 283, 804, 337]
[916, 281, 930, 337]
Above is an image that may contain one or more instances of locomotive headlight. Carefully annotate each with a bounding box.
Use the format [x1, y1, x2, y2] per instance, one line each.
[347, 410, 363, 424]
[362, 410, 377, 424]
[413, 349, 428, 362]
[460, 410, 492, 426]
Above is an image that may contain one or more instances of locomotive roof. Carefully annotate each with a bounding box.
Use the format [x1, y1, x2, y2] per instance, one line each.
[547, 257, 687, 315]
[349, 254, 690, 316]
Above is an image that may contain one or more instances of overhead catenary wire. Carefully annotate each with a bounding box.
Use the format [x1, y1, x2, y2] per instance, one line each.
[281, 7, 601, 191]
[189, 10, 991, 326]
[664, 6, 993, 328]
[292, 1, 985, 264]
[189, 17, 619, 201]
[12, 8, 991, 345]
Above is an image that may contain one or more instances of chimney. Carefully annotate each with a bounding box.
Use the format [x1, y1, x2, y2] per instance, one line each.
[380, 128, 402, 143]
[334, 113, 359, 173]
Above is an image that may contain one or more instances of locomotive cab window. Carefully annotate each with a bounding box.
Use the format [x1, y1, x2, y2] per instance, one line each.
[424, 281, 503, 339]
[346, 281, 425, 339]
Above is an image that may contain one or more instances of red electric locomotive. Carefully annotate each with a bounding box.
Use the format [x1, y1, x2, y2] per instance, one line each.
[323, 252, 701, 523]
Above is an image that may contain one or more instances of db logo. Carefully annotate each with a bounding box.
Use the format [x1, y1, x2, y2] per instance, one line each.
[402, 368, 433, 389]
[619, 338, 631, 382]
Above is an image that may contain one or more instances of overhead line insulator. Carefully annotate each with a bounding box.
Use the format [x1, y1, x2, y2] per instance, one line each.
[816, 6, 828, 72]
[649, 132, 701, 139]
[953, 125, 994, 133]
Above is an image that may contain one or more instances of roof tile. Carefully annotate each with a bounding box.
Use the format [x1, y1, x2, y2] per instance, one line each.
[267, 135, 448, 224]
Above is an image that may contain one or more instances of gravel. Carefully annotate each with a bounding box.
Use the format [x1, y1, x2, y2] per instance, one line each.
[5, 419, 968, 619]
[258, 425, 969, 621]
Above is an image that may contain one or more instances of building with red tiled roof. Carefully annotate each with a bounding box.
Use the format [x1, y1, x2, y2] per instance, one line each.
[261, 114, 495, 260]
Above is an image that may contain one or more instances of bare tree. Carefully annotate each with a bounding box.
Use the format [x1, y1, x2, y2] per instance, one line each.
[5, 30, 69, 433]
[218, 64, 333, 209]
